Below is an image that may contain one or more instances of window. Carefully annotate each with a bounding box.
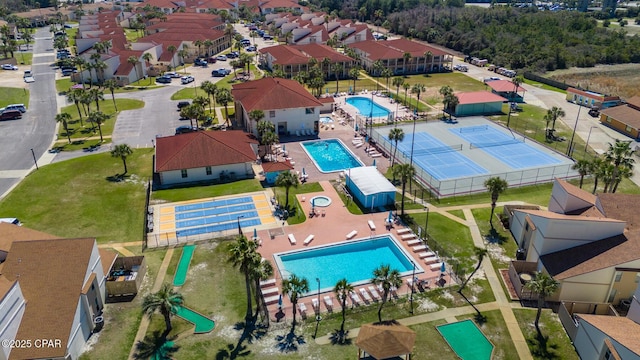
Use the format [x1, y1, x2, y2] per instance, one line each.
[269, 110, 276, 118]
[615, 271, 622, 282]
[206, 166, 212, 175]
[305, 108, 314, 114]
[181, 169, 188, 178]
[625, 125, 632, 133]
[604, 349, 613, 360]
[606, 117, 612, 123]
[635, 273, 640, 283]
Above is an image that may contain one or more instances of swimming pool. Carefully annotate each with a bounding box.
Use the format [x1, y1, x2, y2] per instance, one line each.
[273, 235, 422, 293]
[346, 97, 391, 118]
[437, 320, 494, 360]
[310, 196, 332, 207]
[320, 116, 333, 124]
[301, 139, 363, 173]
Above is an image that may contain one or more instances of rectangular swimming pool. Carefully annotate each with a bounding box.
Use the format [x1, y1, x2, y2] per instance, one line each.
[273, 235, 422, 293]
[346, 96, 391, 118]
[301, 139, 364, 173]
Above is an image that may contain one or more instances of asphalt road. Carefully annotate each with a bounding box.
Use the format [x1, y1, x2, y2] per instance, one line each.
[0, 27, 57, 196]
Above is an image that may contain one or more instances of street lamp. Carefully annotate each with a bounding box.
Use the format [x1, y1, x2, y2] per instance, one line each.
[585, 126, 599, 153]
[424, 206, 430, 242]
[313, 277, 322, 339]
[567, 103, 582, 158]
[30, 148, 38, 170]
[409, 260, 416, 314]
[237, 215, 244, 235]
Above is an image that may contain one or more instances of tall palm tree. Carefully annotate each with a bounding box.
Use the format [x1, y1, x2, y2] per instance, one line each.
[392, 77, 404, 106]
[371, 264, 402, 323]
[572, 159, 591, 189]
[88, 88, 104, 112]
[216, 88, 233, 126]
[402, 52, 412, 74]
[402, 82, 410, 107]
[484, 177, 508, 227]
[67, 88, 85, 126]
[381, 68, 393, 92]
[56, 112, 72, 143]
[281, 274, 309, 331]
[611, 164, 633, 193]
[110, 143, 133, 174]
[388, 128, 404, 175]
[247, 109, 264, 135]
[334, 278, 354, 334]
[103, 79, 118, 111]
[74, 56, 87, 88]
[511, 75, 524, 102]
[331, 63, 343, 93]
[591, 157, 605, 194]
[87, 111, 109, 142]
[93, 60, 108, 85]
[275, 170, 299, 210]
[349, 66, 360, 93]
[177, 49, 188, 73]
[372, 60, 383, 91]
[133, 331, 180, 360]
[141, 283, 184, 335]
[194, 39, 203, 57]
[525, 272, 559, 335]
[167, 45, 177, 69]
[547, 106, 566, 131]
[200, 81, 217, 114]
[249, 253, 273, 326]
[228, 235, 259, 322]
[458, 247, 488, 293]
[604, 139, 635, 192]
[392, 164, 415, 216]
[411, 83, 425, 114]
[128, 55, 140, 83]
[142, 52, 153, 84]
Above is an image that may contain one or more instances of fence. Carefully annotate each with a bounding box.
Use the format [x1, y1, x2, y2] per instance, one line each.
[145, 228, 243, 248]
[142, 180, 151, 252]
[523, 72, 572, 90]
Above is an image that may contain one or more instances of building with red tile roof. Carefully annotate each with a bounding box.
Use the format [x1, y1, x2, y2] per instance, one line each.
[350, 39, 453, 76]
[154, 130, 259, 186]
[232, 77, 323, 136]
[453, 91, 507, 116]
[263, 160, 294, 184]
[258, 43, 355, 79]
[485, 79, 527, 103]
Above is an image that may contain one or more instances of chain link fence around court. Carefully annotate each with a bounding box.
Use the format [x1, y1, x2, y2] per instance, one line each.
[370, 124, 578, 198]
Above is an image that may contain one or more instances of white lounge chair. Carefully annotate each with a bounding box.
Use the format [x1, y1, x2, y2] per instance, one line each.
[350, 291, 362, 306]
[264, 295, 280, 305]
[417, 251, 436, 259]
[430, 262, 444, 270]
[312, 298, 320, 311]
[397, 228, 411, 234]
[260, 278, 276, 288]
[401, 234, 417, 240]
[295, 130, 300, 136]
[368, 286, 381, 300]
[412, 244, 427, 252]
[346, 230, 358, 239]
[303, 234, 314, 245]
[323, 295, 334, 309]
[354, 142, 363, 148]
[262, 287, 279, 296]
[406, 239, 421, 246]
[288, 234, 297, 245]
[406, 278, 414, 289]
[371, 153, 382, 158]
[423, 256, 439, 264]
[359, 288, 372, 303]
[298, 302, 307, 317]
[368, 220, 376, 231]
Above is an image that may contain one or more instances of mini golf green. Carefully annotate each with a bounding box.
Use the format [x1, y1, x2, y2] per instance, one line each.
[175, 306, 215, 333]
[437, 320, 494, 360]
[173, 244, 196, 287]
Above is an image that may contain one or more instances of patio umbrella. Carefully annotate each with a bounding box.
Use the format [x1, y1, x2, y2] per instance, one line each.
[372, 159, 376, 167]
[440, 262, 446, 273]
[282, 144, 286, 152]
[253, 228, 257, 239]
[302, 168, 306, 176]
[387, 211, 393, 223]
[278, 294, 283, 310]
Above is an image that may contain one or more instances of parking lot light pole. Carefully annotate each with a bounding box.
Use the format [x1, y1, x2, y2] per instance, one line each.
[30, 148, 38, 170]
[237, 215, 244, 236]
[567, 104, 582, 157]
[409, 260, 416, 314]
[585, 126, 598, 153]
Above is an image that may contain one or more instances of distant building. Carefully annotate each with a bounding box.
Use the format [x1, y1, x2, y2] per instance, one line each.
[258, 43, 355, 79]
[453, 91, 507, 116]
[566, 87, 621, 109]
[599, 96, 640, 141]
[485, 80, 526, 103]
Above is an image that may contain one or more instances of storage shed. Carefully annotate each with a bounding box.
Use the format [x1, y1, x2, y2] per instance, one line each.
[346, 166, 396, 210]
[454, 91, 507, 116]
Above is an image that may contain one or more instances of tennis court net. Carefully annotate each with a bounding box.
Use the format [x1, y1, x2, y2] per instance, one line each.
[459, 125, 489, 133]
[410, 144, 464, 156]
[469, 138, 524, 149]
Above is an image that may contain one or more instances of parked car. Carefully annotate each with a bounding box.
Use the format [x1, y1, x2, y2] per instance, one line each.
[588, 108, 600, 118]
[483, 76, 501, 83]
[246, 45, 257, 52]
[177, 101, 190, 110]
[164, 71, 181, 78]
[0, 110, 22, 121]
[23, 70, 34, 83]
[181, 75, 195, 84]
[156, 76, 172, 84]
[227, 51, 239, 59]
[1, 64, 18, 70]
[241, 39, 251, 46]
[175, 125, 197, 134]
[194, 58, 208, 67]
[207, 57, 218, 64]
[217, 55, 227, 61]
[211, 68, 231, 77]
[61, 68, 76, 76]
[262, 34, 273, 40]
[2, 104, 26, 113]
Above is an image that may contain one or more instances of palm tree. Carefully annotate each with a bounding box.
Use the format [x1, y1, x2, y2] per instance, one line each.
[591, 157, 605, 194]
[142, 52, 153, 84]
[381, 68, 393, 92]
[392, 77, 404, 104]
[484, 177, 508, 227]
[371, 264, 402, 323]
[247, 109, 264, 135]
[167, 45, 177, 69]
[334, 278, 354, 334]
[141, 283, 184, 335]
[228, 235, 259, 322]
[411, 83, 426, 114]
[388, 128, 404, 175]
[103, 79, 118, 111]
[572, 159, 591, 189]
[281, 274, 309, 331]
[216, 88, 233, 126]
[249, 253, 273, 326]
[402, 82, 410, 107]
[511, 75, 524, 102]
[604, 139, 635, 192]
[525, 272, 559, 335]
[275, 170, 299, 210]
[392, 164, 415, 216]
[547, 106, 566, 132]
[372, 60, 383, 90]
[349, 66, 360, 93]
[87, 111, 109, 142]
[260, 131, 279, 159]
[178, 49, 189, 73]
[56, 113, 72, 143]
[88, 88, 104, 112]
[194, 39, 203, 57]
[458, 247, 488, 293]
[67, 88, 85, 126]
[200, 81, 217, 114]
[111, 143, 133, 174]
[93, 60, 108, 85]
[331, 63, 343, 93]
[611, 164, 633, 193]
[439, 85, 454, 118]
[133, 331, 180, 360]
[402, 52, 412, 74]
[128, 55, 140, 83]
[74, 56, 87, 88]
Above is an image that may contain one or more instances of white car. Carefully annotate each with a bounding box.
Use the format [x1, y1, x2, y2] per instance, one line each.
[181, 75, 195, 84]
[1, 64, 18, 70]
[165, 71, 181, 78]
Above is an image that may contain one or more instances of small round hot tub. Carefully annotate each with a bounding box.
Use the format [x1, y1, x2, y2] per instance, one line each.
[310, 196, 332, 207]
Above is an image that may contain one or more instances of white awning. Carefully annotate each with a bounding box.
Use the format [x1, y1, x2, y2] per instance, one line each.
[347, 166, 396, 196]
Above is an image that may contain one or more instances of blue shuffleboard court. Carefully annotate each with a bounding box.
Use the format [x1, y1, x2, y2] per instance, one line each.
[174, 196, 252, 212]
[391, 132, 488, 180]
[450, 125, 561, 169]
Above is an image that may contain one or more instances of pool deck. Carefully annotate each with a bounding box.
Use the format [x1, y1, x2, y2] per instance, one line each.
[256, 180, 450, 321]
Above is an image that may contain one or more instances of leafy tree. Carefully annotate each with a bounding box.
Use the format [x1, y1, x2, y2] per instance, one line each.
[167, 45, 177, 69]
[200, 81, 217, 113]
[142, 52, 153, 84]
[349, 67, 360, 93]
[484, 177, 508, 227]
[525, 272, 559, 335]
[411, 83, 425, 113]
[281, 274, 309, 331]
[572, 159, 591, 189]
[228, 235, 259, 322]
[371, 264, 402, 323]
[388, 128, 405, 177]
[141, 283, 184, 335]
[392, 163, 415, 216]
[547, 106, 565, 131]
[334, 278, 354, 335]
[381, 68, 393, 92]
[110, 143, 133, 174]
[56, 112, 72, 143]
[88, 88, 104, 112]
[248, 109, 264, 135]
[248, 253, 273, 326]
[331, 63, 343, 93]
[216, 88, 233, 126]
[275, 170, 299, 210]
[402, 82, 410, 107]
[392, 77, 404, 103]
[128, 55, 140, 83]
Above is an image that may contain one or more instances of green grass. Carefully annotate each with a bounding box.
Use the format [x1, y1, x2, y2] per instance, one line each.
[55, 78, 73, 94]
[16, 52, 32, 65]
[513, 308, 579, 360]
[66, 28, 78, 47]
[471, 208, 518, 269]
[522, 78, 566, 94]
[56, 98, 145, 149]
[0, 86, 29, 109]
[447, 209, 465, 219]
[152, 179, 264, 202]
[401, 72, 488, 92]
[457, 310, 521, 360]
[124, 28, 143, 42]
[0, 149, 153, 243]
[274, 182, 323, 225]
[435, 182, 554, 207]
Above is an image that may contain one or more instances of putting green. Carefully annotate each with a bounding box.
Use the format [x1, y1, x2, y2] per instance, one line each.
[437, 320, 493, 360]
[175, 306, 215, 333]
[173, 245, 196, 287]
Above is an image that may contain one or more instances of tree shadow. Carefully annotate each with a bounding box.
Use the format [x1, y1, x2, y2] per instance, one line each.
[329, 329, 352, 345]
[233, 320, 268, 344]
[484, 228, 508, 245]
[215, 343, 250, 360]
[106, 174, 129, 182]
[133, 331, 179, 360]
[275, 330, 306, 353]
[527, 332, 561, 359]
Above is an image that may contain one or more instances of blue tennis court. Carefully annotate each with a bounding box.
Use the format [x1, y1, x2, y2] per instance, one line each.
[390, 132, 488, 180]
[450, 125, 561, 169]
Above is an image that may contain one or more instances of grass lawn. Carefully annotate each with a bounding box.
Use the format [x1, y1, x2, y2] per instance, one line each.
[0, 149, 153, 243]
[434, 182, 554, 207]
[0, 86, 29, 109]
[124, 28, 142, 42]
[152, 179, 264, 203]
[56, 98, 145, 148]
[471, 208, 518, 270]
[522, 78, 566, 94]
[401, 72, 487, 92]
[79, 248, 167, 360]
[66, 28, 78, 47]
[447, 209, 465, 219]
[457, 310, 521, 360]
[274, 182, 323, 225]
[513, 308, 579, 360]
[16, 51, 33, 65]
[56, 78, 73, 94]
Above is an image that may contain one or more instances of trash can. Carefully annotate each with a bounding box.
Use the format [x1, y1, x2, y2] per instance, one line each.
[93, 316, 104, 333]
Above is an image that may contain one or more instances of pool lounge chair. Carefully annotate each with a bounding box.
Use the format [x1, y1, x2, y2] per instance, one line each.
[359, 288, 372, 303]
[406, 239, 421, 246]
[368, 286, 381, 301]
[424, 256, 439, 265]
[397, 228, 411, 235]
[288, 234, 297, 245]
[354, 142, 364, 148]
[346, 230, 358, 239]
[412, 244, 427, 252]
[430, 262, 444, 271]
[417, 251, 435, 259]
[260, 278, 276, 288]
[295, 130, 300, 136]
[324, 295, 334, 310]
[312, 298, 320, 312]
[371, 153, 382, 158]
[299, 303, 308, 319]
[350, 291, 362, 306]
[303, 234, 315, 245]
[264, 295, 280, 305]
[262, 287, 279, 296]
[368, 220, 376, 231]
[401, 233, 417, 240]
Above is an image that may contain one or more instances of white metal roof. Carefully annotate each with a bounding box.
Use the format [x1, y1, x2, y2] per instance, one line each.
[347, 166, 396, 196]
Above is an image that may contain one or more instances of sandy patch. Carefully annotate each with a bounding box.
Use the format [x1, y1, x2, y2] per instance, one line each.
[486, 243, 513, 264]
[417, 297, 441, 312]
[0, 65, 30, 89]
